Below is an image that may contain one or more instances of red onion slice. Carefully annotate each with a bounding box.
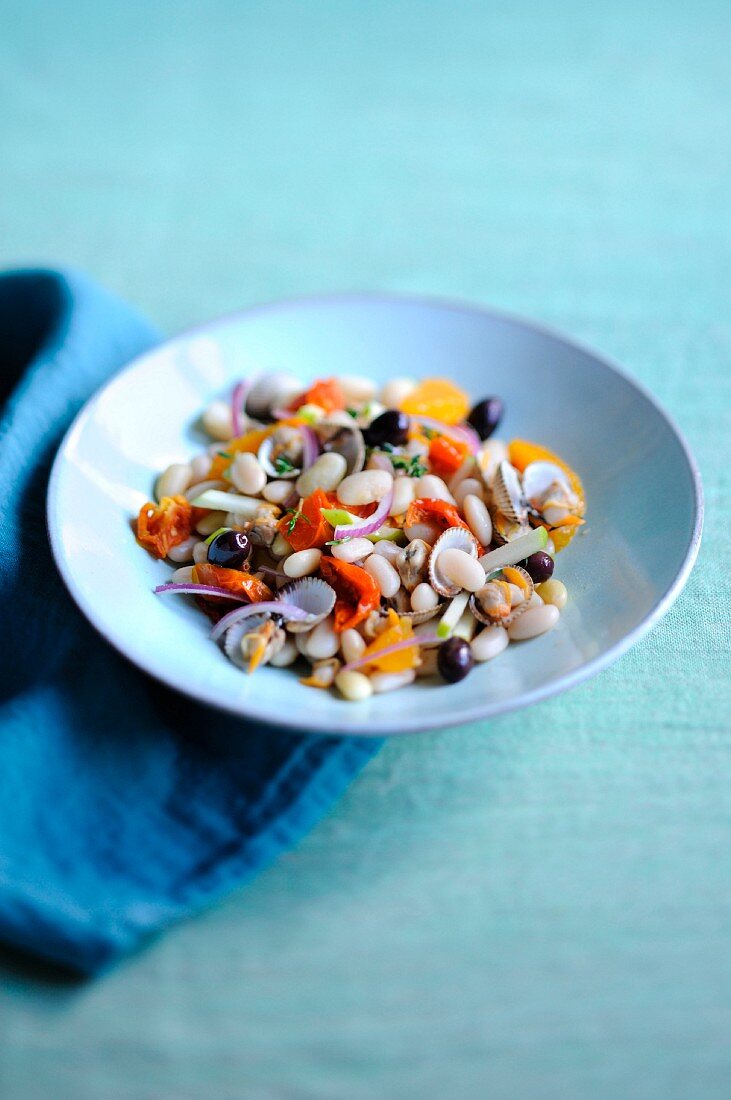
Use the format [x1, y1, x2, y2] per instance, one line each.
[333, 485, 394, 540]
[299, 425, 320, 470]
[341, 633, 440, 673]
[231, 379, 251, 437]
[210, 600, 310, 641]
[154, 583, 245, 600]
[411, 415, 481, 455]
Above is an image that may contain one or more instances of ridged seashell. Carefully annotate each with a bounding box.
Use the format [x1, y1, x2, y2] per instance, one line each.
[316, 420, 365, 476]
[491, 511, 531, 545]
[522, 461, 573, 508]
[469, 580, 513, 625]
[258, 426, 303, 479]
[472, 566, 534, 626]
[224, 615, 285, 670]
[492, 461, 528, 524]
[280, 577, 337, 633]
[245, 372, 302, 421]
[476, 439, 509, 489]
[428, 526, 480, 598]
[396, 538, 431, 591]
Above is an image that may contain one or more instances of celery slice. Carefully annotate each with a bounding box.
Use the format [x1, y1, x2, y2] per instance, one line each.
[436, 591, 470, 639]
[478, 526, 547, 572]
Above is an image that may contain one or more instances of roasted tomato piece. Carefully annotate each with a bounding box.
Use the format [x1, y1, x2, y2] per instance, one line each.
[319, 556, 381, 633]
[428, 435, 470, 480]
[137, 495, 195, 559]
[278, 488, 334, 551]
[192, 563, 273, 602]
[290, 378, 345, 415]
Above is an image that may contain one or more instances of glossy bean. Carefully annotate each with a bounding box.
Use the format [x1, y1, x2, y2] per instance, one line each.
[229, 452, 266, 496]
[269, 639, 298, 667]
[439, 548, 486, 592]
[454, 478, 485, 507]
[335, 669, 374, 701]
[389, 476, 416, 516]
[331, 538, 374, 563]
[379, 377, 416, 407]
[337, 469, 393, 506]
[364, 554, 401, 598]
[190, 453, 212, 482]
[201, 400, 233, 441]
[283, 548, 322, 578]
[167, 536, 199, 563]
[508, 604, 560, 640]
[462, 494, 493, 545]
[170, 565, 195, 584]
[263, 479, 296, 505]
[340, 629, 366, 664]
[306, 617, 340, 660]
[296, 452, 347, 497]
[370, 669, 416, 693]
[536, 579, 568, 610]
[470, 625, 509, 662]
[156, 462, 192, 501]
[411, 582, 439, 612]
[415, 474, 455, 503]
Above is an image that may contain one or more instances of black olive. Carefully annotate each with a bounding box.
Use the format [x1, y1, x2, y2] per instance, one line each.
[467, 397, 504, 440]
[362, 409, 409, 448]
[437, 637, 474, 684]
[207, 530, 252, 569]
[521, 551, 554, 584]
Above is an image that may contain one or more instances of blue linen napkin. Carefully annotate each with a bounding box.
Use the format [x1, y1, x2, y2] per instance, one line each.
[0, 268, 380, 974]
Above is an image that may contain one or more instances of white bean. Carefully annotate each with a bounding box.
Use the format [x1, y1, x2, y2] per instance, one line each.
[411, 583, 439, 612]
[170, 565, 195, 584]
[454, 478, 485, 507]
[295, 630, 311, 656]
[339, 375, 377, 405]
[337, 470, 393, 506]
[463, 494, 493, 546]
[167, 536, 199, 563]
[370, 669, 416, 693]
[364, 554, 401, 598]
[202, 400, 234, 441]
[263, 480, 296, 505]
[528, 592, 544, 608]
[335, 669, 373, 701]
[283, 548, 322, 578]
[448, 456, 475, 492]
[389, 476, 416, 516]
[190, 453, 212, 482]
[306, 617, 340, 660]
[439, 548, 486, 593]
[156, 462, 192, 501]
[340, 629, 366, 664]
[271, 533, 293, 558]
[269, 639, 298, 667]
[195, 510, 228, 536]
[471, 625, 509, 662]
[415, 474, 455, 503]
[536, 579, 568, 610]
[193, 540, 209, 564]
[508, 604, 560, 640]
[230, 452, 267, 496]
[545, 537, 556, 555]
[296, 452, 347, 497]
[379, 377, 416, 406]
[331, 538, 374, 563]
[372, 540, 403, 563]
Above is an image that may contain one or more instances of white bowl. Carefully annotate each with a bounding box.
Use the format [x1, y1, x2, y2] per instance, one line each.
[47, 294, 702, 736]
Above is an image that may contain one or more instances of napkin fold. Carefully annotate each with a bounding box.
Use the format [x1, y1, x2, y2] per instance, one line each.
[0, 268, 379, 974]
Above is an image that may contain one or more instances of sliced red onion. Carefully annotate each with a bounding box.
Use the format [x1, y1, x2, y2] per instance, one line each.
[299, 425, 320, 469]
[210, 600, 310, 641]
[341, 633, 439, 673]
[271, 407, 292, 421]
[333, 484, 394, 540]
[411, 415, 481, 454]
[154, 583, 244, 600]
[231, 379, 251, 437]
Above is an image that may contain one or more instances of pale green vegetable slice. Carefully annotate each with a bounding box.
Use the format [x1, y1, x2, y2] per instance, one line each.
[478, 526, 547, 572]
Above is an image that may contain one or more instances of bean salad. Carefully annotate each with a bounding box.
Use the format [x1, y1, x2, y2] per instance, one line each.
[136, 372, 585, 701]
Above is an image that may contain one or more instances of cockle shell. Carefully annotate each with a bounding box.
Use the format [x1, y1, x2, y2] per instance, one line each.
[470, 565, 534, 626]
[396, 538, 431, 591]
[245, 372, 302, 421]
[428, 526, 480, 598]
[316, 419, 366, 476]
[492, 461, 528, 524]
[258, 426, 303, 479]
[280, 577, 337, 633]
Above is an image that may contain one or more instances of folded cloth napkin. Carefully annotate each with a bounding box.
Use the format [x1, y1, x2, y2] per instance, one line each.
[0, 268, 380, 974]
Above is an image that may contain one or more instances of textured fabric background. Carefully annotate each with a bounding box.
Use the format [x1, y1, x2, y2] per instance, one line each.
[0, 1, 729, 1098]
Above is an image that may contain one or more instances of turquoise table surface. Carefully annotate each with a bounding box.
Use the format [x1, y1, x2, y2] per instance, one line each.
[1, 1, 730, 1097]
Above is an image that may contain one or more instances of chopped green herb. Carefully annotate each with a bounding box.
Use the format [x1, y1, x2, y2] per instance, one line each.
[217, 451, 232, 459]
[390, 454, 427, 478]
[346, 407, 359, 419]
[274, 454, 296, 475]
[420, 425, 438, 440]
[284, 507, 310, 534]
